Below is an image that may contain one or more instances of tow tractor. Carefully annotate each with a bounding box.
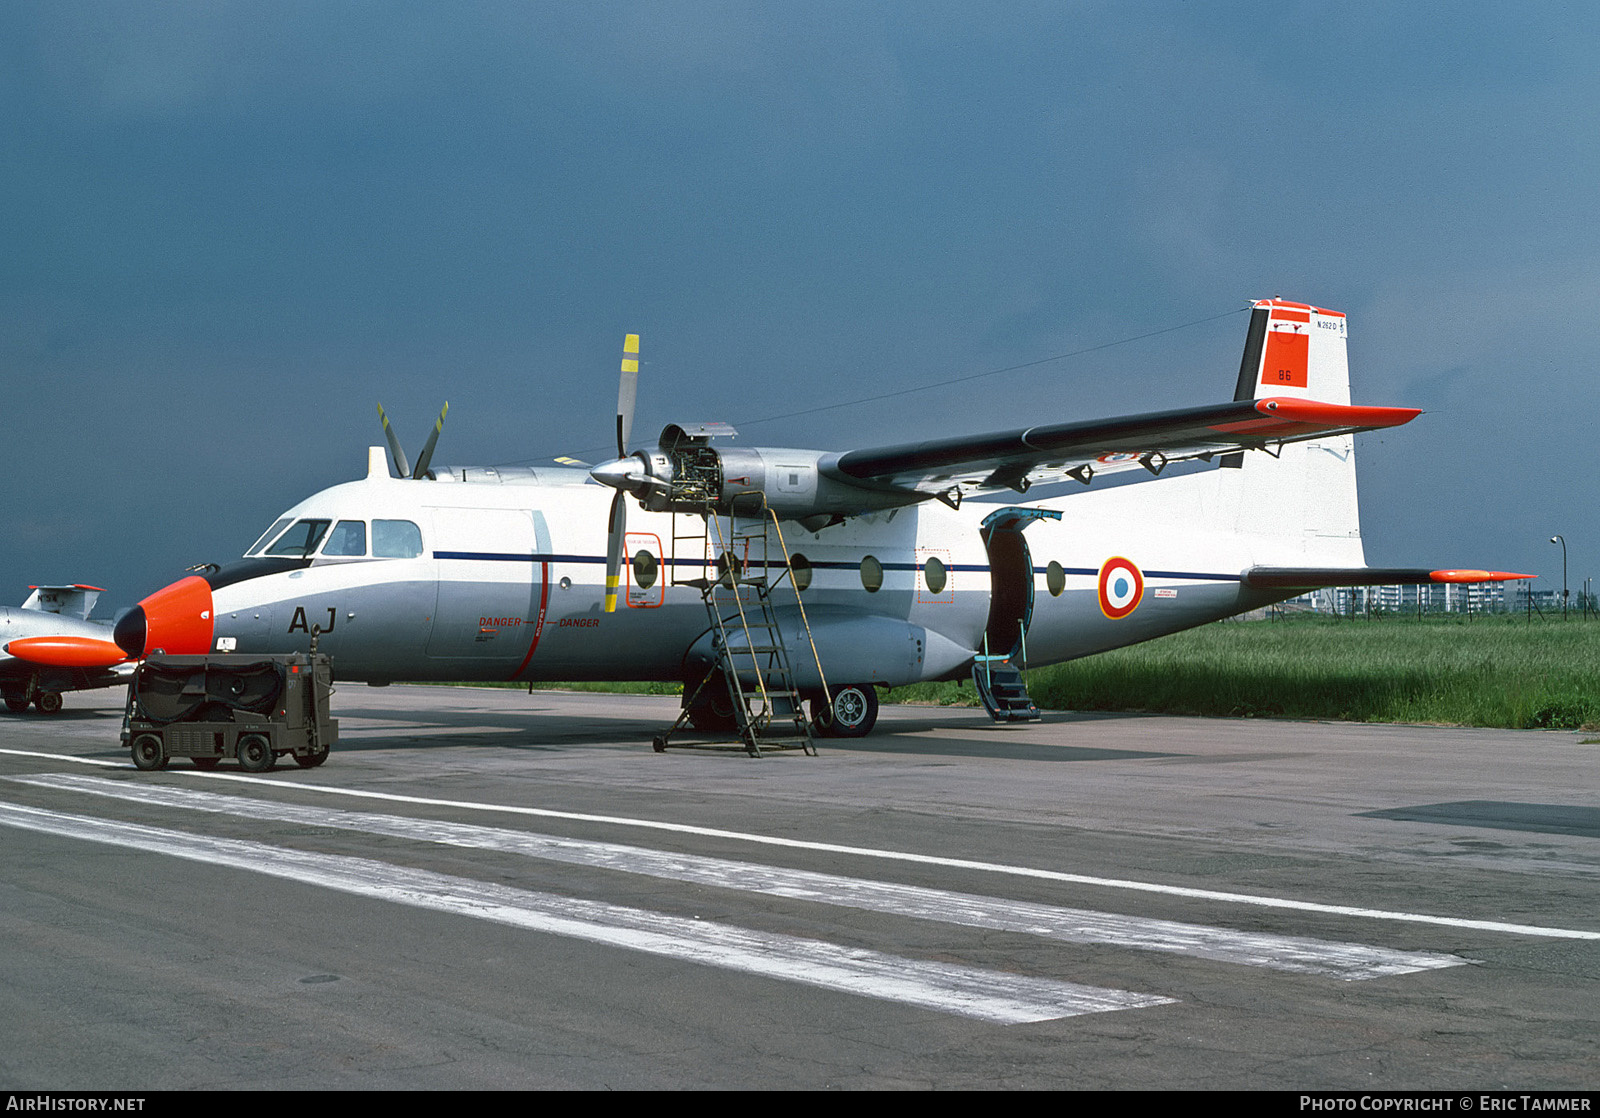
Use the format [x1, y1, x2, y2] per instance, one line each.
[121, 650, 337, 772]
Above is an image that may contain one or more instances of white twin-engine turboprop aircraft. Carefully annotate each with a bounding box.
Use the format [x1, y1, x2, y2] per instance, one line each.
[112, 300, 1525, 738]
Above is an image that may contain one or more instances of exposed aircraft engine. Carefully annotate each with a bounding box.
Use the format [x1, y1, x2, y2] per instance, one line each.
[587, 338, 918, 595]
[593, 423, 915, 524]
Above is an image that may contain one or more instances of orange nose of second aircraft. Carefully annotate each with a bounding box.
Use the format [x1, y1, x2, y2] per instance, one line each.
[113, 575, 215, 659]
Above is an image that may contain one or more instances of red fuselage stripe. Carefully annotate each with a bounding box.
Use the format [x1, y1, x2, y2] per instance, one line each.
[509, 560, 551, 681]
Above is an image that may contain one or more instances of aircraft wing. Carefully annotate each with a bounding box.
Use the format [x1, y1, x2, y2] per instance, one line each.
[0, 605, 132, 708]
[2, 598, 129, 672]
[824, 397, 1421, 498]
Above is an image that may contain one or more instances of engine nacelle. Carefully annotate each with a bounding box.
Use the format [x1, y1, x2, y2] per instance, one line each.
[625, 424, 916, 521]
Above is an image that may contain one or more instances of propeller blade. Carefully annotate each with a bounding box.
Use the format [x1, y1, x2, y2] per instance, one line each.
[603, 333, 640, 613]
[604, 489, 626, 613]
[377, 403, 411, 479]
[412, 401, 450, 479]
[616, 333, 639, 457]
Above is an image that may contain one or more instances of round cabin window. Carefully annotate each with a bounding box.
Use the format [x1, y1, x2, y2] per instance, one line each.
[789, 553, 812, 592]
[1046, 560, 1066, 597]
[632, 550, 658, 590]
[860, 555, 883, 593]
[923, 556, 947, 595]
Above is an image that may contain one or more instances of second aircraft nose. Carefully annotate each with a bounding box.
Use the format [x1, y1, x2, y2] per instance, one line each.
[113, 576, 215, 658]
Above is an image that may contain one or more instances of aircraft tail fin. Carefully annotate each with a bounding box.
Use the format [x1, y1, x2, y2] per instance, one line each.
[1225, 300, 1364, 564]
[1232, 299, 1350, 406]
[21, 584, 103, 619]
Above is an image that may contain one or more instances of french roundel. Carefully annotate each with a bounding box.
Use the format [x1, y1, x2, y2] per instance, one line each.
[1097, 556, 1144, 620]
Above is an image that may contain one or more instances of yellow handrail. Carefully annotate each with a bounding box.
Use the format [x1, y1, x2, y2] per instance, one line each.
[708, 513, 774, 723]
[766, 507, 831, 710]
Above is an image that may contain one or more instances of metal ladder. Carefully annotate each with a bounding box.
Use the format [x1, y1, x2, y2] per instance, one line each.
[654, 503, 828, 757]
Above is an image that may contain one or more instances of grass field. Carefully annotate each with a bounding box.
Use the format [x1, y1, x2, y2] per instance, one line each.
[895, 615, 1600, 730]
[436, 615, 1599, 731]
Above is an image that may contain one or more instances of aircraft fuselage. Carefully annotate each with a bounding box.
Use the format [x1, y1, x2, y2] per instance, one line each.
[131, 456, 1306, 693]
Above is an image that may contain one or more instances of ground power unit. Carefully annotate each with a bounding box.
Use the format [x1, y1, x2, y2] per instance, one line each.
[121, 652, 337, 772]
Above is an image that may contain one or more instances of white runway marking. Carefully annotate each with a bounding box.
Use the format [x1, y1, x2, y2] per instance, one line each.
[0, 799, 1170, 1024]
[14, 775, 1464, 978]
[144, 767, 1600, 942]
[0, 748, 123, 767]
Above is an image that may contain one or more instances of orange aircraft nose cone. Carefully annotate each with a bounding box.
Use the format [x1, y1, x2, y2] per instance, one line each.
[113, 576, 214, 657]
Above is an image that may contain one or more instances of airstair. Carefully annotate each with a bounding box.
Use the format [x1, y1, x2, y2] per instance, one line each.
[653, 503, 829, 757]
[972, 507, 1050, 723]
[972, 633, 1041, 722]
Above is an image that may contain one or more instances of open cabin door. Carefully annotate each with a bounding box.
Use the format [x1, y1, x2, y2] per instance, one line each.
[980, 506, 1061, 659]
[975, 506, 1060, 722]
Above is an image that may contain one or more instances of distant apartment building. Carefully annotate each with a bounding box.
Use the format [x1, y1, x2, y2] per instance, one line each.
[1282, 581, 1518, 615]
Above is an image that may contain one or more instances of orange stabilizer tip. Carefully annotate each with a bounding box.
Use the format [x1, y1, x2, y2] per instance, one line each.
[1429, 570, 1536, 583]
[1255, 397, 1423, 429]
[4, 636, 130, 668]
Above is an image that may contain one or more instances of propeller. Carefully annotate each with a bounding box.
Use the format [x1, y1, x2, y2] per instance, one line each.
[377, 402, 450, 479]
[603, 334, 640, 613]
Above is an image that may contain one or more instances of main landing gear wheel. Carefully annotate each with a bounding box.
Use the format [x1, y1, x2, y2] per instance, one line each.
[4, 693, 29, 713]
[685, 676, 740, 732]
[35, 691, 63, 715]
[131, 733, 167, 772]
[812, 683, 879, 738]
[236, 733, 276, 773]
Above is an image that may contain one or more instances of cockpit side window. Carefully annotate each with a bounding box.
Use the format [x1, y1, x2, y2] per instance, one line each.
[246, 518, 294, 557]
[372, 519, 423, 559]
[265, 519, 332, 557]
[321, 520, 367, 557]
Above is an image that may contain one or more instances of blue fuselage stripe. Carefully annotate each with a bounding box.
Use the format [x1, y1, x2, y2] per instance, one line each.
[432, 552, 1241, 583]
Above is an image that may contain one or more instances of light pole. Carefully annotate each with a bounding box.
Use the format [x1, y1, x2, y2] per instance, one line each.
[1550, 535, 1568, 619]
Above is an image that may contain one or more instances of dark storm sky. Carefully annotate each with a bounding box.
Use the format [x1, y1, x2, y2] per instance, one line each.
[4, 3, 1597, 612]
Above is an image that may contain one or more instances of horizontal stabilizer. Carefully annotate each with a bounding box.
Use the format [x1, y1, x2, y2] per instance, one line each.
[1243, 568, 1533, 590]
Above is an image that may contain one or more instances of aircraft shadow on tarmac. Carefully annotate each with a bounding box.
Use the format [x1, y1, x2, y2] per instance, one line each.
[319, 705, 1183, 763]
[328, 708, 641, 753]
[4, 708, 117, 723]
[822, 728, 1182, 763]
[63, 702, 1185, 763]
